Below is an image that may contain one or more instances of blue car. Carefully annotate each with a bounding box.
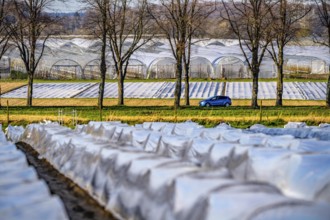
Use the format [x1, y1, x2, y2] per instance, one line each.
[199, 96, 232, 107]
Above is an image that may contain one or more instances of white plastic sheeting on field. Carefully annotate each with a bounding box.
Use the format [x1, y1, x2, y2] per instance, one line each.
[6, 121, 330, 220]
[1, 81, 327, 100]
[250, 123, 330, 141]
[1, 83, 96, 98]
[0, 125, 68, 220]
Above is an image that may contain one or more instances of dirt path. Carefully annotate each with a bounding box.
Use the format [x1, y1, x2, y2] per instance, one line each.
[16, 142, 117, 220]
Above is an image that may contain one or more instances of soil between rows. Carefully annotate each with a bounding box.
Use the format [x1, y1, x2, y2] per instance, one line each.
[16, 142, 117, 220]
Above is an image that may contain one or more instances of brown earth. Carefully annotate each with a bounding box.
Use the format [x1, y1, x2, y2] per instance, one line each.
[0, 82, 26, 95]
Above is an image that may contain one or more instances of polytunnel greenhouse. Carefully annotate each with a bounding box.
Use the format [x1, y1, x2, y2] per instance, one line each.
[2, 38, 329, 80]
[284, 55, 329, 75]
[36, 43, 54, 56]
[189, 57, 214, 79]
[213, 56, 248, 79]
[147, 57, 176, 79]
[59, 42, 84, 55]
[125, 59, 147, 79]
[259, 57, 277, 78]
[86, 41, 103, 52]
[11, 58, 26, 73]
[107, 59, 147, 79]
[83, 59, 113, 80]
[0, 56, 10, 78]
[50, 59, 83, 79]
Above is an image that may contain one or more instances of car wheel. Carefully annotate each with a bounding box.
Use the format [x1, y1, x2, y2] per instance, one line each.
[225, 103, 230, 107]
[206, 103, 211, 107]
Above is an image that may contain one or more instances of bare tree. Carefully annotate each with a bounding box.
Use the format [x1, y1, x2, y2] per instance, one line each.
[313, 0, 330, 50]
[9, 0, 55, 106]
[268, 0, 311, 106]
[150, 0, 191, 108]
[222, 0, 275, 108]
[107, 0, 152, 105]
[182, 1, 215, 106]
[83, 0, 109, 109]
[0, 0, 10, 62]
[313, 0, 330, 107]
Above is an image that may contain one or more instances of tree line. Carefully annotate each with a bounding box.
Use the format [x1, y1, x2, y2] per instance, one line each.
[0, 0, 329, 109]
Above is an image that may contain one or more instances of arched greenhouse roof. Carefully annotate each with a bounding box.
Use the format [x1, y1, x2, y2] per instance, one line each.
[213, 55, 246, 66]
[59, 42, 84, 54]
[190, 56, 214, 78]
[51, 59, 83, 69]
[212, 56, 248, 79]
[147, 57, 176, 79]
[83, 59, 113, 70]
[147, 57, 176, 70]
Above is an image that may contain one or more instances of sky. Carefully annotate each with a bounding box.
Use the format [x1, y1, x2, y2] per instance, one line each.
[48, 0, 87, 13]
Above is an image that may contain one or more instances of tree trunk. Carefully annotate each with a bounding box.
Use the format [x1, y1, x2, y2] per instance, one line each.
[174, 53, 183, 109]
[276, 64, 284, 106]
[98, 39, 107, 109]
[98, 50, 107, 108]
[276, 44, 284, 106]
[327, 71, 330, 107]
[184, 64, 190, 106]
[251, 72, 259, 108]
[184, 34, 192, 106]
[251, 50, 259, 108]
[118, 69, 124, 105]
[27, 73, 33, 106]
[327, 2, 330, 106]
[328, 26, 330, 53]
[98, 3, 107, 110]
[98, 75, 106, 108]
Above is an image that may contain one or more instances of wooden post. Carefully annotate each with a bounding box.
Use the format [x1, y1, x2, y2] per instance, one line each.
[99, 107, 103, 122]
[6, 100, 9, 124]
[259, 100, 263, 123]
[174, 107, 177, 123]
[72, 109, 77, 127]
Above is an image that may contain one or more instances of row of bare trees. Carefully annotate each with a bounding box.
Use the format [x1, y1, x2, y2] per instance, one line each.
[83, 0, 153, 108]
[85, 0, 329, 109]
[222, 0, 316, 108]
[313, 0, 330, 106]
[0, 0, 10, 62]
[83, 0, 215, 109]
[0, 0, 329, 109]
[0, 0, 59, 106]
[149, 0, 215, 108]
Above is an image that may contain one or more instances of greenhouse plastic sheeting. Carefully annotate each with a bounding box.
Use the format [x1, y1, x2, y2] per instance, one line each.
[7, 38, 329, 80]
[1, 83, 95, 98]
[6, 122, 330, 220]
[250, 123, 330, 141]
[1, 82, 327, 100]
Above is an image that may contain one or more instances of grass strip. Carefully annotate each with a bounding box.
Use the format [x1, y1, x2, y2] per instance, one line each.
[1, 105, 329, 129]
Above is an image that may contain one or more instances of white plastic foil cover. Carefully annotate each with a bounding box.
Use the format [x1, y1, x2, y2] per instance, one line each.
[6, 121, 330, 220]
[0, 126, 68, 220]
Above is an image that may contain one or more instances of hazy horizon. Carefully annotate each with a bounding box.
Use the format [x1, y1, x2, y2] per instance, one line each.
[47, 0, 86, 13]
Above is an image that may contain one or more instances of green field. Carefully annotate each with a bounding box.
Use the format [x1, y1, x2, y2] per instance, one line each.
[1, 105, 330, 129]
